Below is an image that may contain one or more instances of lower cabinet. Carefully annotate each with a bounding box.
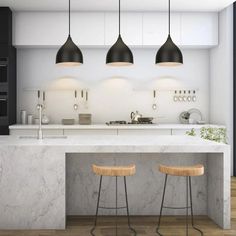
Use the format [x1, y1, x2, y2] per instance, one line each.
[10, 129, 64, 136]
[171, 129, 201, 136]
[117, 129, 171, 135]
[63, 129, 117, 135]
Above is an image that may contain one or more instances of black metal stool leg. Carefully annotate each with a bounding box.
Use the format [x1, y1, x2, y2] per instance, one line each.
[90, 175, 103, 236]
[189, 177, 204, 235]
[124, 176, 137, 236]
[186, 177, 189, 236]
[156, 174, 168, 236]
[116, 176, 118, 236]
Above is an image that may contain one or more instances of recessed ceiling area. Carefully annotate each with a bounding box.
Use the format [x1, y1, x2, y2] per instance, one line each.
[0, 0, 234, 12]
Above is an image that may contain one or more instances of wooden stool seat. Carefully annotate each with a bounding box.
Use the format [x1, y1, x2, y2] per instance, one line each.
[92, 164, 136, 176]
[159, 164, 204, 177]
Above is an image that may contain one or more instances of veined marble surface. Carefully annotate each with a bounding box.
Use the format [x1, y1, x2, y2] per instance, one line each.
[9, 123, 225, 130]
[0, 135, 230, 230]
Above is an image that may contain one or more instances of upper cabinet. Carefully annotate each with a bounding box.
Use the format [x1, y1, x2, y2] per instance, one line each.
[0, 8, 12, 45]
[143, 12, 181, 46]
[105, 13, 143, 46]
[13, 11, 218, 48]
[181, 13, 218, 47]
[13, 12, 105, 47]
[71, 13, 105, 46]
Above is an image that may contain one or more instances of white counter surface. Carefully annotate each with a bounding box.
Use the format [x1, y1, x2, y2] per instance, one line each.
[9, 123, 225, 130]
[0, 134, 230, 230]
[0, 134, 228, 153]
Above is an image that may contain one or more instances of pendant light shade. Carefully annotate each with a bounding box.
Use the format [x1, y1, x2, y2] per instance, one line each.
[106, 35, 133, 66]
[156, 0, 183, 66]
[56, 35, 83, 66]
[106, 0, 133, 66]
[155, 35, 183, 66]
[56, 0, 83, 66]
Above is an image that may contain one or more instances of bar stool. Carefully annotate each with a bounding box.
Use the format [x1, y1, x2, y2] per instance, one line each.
[156, 164, 204, 236]
[90, 164, 137, 236]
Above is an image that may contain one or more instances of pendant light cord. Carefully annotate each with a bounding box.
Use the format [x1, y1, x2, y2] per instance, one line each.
[69, 0, 71, 36]
[168, 0, 170, 35]
[119, 0, 121, 36]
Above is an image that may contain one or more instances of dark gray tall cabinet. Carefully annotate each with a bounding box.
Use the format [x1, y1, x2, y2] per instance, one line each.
[0, 7, 16, 135]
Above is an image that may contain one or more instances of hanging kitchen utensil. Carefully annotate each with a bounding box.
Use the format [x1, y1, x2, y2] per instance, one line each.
[84, 91, 89, 109]
[173, 90, 178, 102]
[37, 90, 40, 104]
[152, 90, 157, 110]
[187, 90, 192, 102]
[182, 90, 187, 102]
[42, 91, 46, 109]
[73, 90, 78, 110]
[192, 90, 197, 102]
[178, 90, 183, 102]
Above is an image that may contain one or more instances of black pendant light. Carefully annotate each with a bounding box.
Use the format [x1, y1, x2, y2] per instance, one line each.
[106, 0, 133, 66]
[56, 0, 83, 66]
[155, 0, 183, 66]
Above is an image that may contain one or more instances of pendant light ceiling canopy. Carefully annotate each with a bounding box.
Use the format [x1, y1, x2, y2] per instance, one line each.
[106, 0, 133, 66]
[155, 0, 183, 66]
[56, 0, 83, 66]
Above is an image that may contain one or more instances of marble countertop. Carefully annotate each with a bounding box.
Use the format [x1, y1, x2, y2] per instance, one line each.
[9, 123, 225, 130]
[0, 135, 229, 153]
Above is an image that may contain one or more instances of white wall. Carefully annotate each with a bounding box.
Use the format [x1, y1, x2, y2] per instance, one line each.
[209, 5, 233, 172]
[17, 48, 210, 124]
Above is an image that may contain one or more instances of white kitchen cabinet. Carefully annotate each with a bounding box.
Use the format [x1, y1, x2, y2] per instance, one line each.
[71, 13, 105, 46]
[105, 12, 143, 46]
[10, 129, 64, 136]
[181, 13, 218, 46]
[13, 12, 68, 46]
[171, 129, 201, 136]
[143, 12, 181, 46]
[13, 11, 218, 48]
[13, 12, 105, 46]
[10, 129, 37, 136]
[63, 129, 117, 135]
[117, 129, 171, 135]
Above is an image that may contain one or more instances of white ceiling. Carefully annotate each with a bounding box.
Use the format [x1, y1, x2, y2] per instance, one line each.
[0, 0, 234, 12]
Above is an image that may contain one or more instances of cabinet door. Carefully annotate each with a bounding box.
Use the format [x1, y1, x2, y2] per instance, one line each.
[0, 61, 8, 83]
[105, 13, 143, 46]
[0, 97, 7, 117]
[14, 12, 105, 46]
[64, 129, 117, 135]
[172, 129, 200, 136]
[0, 8, 12, 45]
[71, 13, 105, 46]
[143, 12, 181, 46]
[181, 13, 218, 46]
[118, 129, 171, 135]
[10, 129, 37, 136]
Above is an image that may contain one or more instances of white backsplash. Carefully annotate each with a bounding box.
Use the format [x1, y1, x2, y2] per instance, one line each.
[17, 48, 210, 124]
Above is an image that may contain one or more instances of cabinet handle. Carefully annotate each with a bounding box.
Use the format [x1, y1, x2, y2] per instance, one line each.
[0, 98, 7, 101]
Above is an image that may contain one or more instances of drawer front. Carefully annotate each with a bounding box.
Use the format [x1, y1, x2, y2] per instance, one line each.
[10, 129, 63, 136]
[43, 129, 64, 135]
[171, 129, 200, 136]
[117, 129, 171, 135]
[63, 129, 117, 135]
[10, 129, 37, 136]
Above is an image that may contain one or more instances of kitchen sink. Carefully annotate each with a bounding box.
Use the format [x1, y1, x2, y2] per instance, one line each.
[19, 136, 67, 139]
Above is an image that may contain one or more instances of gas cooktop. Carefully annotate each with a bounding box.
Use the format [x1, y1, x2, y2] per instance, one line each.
[106, 120, 154, 125]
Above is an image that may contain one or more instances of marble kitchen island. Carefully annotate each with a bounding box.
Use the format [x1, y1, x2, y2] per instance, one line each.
[0, 135, 230, 230]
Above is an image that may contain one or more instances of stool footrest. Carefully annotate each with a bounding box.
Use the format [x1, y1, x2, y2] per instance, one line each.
[98, 206, 127, 210]
[163, 206, 191, 210]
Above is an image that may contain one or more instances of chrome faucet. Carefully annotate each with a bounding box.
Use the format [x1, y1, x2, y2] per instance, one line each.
[37, 104, 43, 139]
